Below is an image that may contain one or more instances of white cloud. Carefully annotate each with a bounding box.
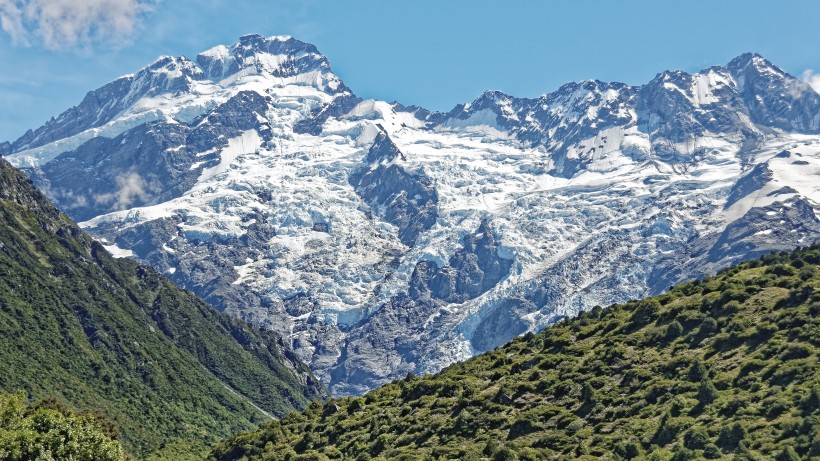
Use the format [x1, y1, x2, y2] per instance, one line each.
[802, 69, 820, 94]
[0, 0, 154, 50]
[0, 1, 27, 45]
[94, 172, 152, 210]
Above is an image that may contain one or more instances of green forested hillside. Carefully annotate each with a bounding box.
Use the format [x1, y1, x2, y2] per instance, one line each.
[0, 158, 326, 458]
[212, 247, 820, 461]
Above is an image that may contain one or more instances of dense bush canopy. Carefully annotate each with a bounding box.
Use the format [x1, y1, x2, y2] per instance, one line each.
[0, 393, 126, 461]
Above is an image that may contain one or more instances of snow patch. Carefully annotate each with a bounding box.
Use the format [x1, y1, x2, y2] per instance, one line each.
[103, 244, 134, 258]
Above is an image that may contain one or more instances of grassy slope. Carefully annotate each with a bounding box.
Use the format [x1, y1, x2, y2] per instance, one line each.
[0, 158, 326, 458]
[212, 247, 820, 461]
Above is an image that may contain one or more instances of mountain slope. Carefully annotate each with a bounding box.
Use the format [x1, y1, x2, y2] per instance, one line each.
[0, 157, 325, 457]
[4, 37, 820, 395]
[211, 246, 820, 460]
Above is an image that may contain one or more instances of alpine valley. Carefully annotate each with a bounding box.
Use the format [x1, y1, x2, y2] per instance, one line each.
[4, 34, 820, 396]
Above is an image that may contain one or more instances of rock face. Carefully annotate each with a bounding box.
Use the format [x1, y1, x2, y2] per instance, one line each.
[727, 53, 820, 132]
[5, 37, 820, 395]
[411, 220, 512, 303]
[349, 131, 438, 246]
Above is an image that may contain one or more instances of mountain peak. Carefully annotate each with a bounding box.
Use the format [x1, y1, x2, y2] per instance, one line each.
[233, 33, 319, 55]
[476, 89, 512, 101]
[365, 130, 405, 163]
[140, 54, 203, 80]
[198, 34, 323, 67]
[726, 52, 785, 78]
[547, 79, 628, 102]
[195, 34, 343, 92]
[6, 34, 349, 154]
[723, 52, 820, 132]
[239, 33, 289, 42]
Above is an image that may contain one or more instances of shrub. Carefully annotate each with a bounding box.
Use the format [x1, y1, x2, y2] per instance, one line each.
[717, 422, 746, 451]
[665, 321, 684, 340]
[670, 444, 695, 461]
[630, 299, 660, 327]
[766, 264, 797, 277]
[801, 387, 820, 415]
[697, 380, 719, 405]
[687, 361, 708, 382]
[614, 441, 642, 459]
[492, 446, 518, 461]
[683, 426, 709, 449]
[699, 317, 718, 336]
[775, 446, 800, 461]
[702, 443, 721, 459]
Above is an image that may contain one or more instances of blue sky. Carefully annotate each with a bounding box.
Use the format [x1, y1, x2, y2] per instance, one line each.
[1, 0, 819, 142]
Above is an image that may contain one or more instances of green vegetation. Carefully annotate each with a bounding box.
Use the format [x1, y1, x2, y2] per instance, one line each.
[0, 158, 326, 458]
[0, 392, 126, 461]
[212, 246, 820, 460]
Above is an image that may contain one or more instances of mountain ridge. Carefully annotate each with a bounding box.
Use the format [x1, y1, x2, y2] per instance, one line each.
[3, 35, 820, 396]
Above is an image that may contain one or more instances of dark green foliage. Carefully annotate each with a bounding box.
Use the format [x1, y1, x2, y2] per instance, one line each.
[802, 387, 820, 415]
[703, 443, 721, 459]
[683, 426, 709, 450]
[699, 316, 718, 337]
[670, 444, 695, 461]
[776, 446, 800, 461]
[717, 422, 747, 451]
[697, 379, 719, 405]
[665, 320, 684, 339]
[0, 159, 326, 458]
[0, 392, 126, 460]
[687, 360, 708, 382]
[614, 440, 642, 459]
[211, 246, 820, 460]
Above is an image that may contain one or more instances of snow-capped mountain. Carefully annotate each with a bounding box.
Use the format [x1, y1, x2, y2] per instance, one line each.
[5, 35, 820, 395]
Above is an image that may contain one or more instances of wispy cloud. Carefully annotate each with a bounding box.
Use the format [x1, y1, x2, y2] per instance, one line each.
[802, 69, 820, 94]
[0, 0, 155, 50]
[94, 172, 152, 210]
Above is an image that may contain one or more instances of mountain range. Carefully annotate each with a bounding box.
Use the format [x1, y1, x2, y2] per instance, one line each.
[4, 34, 820, 395]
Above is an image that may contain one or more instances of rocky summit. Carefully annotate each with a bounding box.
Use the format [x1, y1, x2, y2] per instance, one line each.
[4, 35, 820, 395]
